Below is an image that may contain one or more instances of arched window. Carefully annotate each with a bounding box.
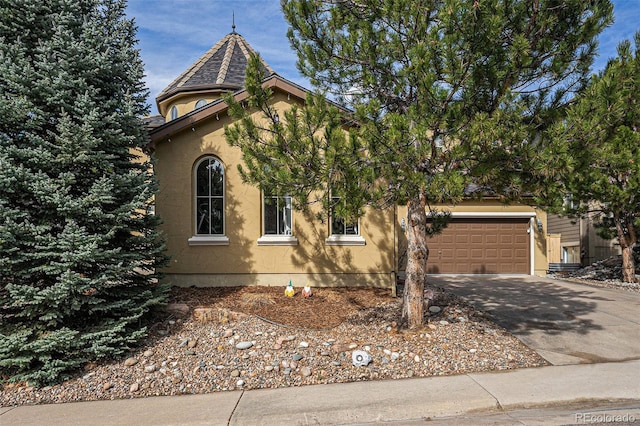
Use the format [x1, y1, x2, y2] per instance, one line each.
[170, 105, 178, 120]
[195, 157, 224, 235]
[195, 99, 207, 110]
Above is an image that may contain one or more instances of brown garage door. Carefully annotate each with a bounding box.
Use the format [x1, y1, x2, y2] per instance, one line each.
[427, 218, 530, 274]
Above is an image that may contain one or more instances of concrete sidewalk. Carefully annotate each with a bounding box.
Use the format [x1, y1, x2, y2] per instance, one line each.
[2, 359, 639, 425]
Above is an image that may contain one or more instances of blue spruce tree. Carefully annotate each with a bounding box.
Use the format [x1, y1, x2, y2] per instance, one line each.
[0, 0, 169, 385]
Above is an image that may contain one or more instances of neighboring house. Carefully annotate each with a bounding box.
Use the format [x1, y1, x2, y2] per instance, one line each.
[547, 211, 621, 266]
[145, 30, 550, 292]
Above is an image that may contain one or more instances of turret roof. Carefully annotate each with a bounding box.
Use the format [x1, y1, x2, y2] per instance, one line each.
[156, 31, 275, 104]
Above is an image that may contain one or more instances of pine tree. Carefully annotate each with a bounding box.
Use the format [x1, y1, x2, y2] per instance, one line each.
[549, 32, 640, 283]
[0, 0, 168, 385]
[226, 0, 612, 328]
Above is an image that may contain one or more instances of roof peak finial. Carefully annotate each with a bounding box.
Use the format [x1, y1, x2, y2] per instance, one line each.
[232, 11, 236, 33]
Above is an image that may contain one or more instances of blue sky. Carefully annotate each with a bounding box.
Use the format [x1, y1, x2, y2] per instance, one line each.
[126, 0, 639, 116]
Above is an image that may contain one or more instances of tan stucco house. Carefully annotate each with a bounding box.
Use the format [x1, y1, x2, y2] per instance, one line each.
[146, 30, 549, 293]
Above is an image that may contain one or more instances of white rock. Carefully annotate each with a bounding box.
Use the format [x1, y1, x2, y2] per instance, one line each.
[429, 306, 442, 314]
[299, 341, 309, 348]
[236, 341, 253, 350]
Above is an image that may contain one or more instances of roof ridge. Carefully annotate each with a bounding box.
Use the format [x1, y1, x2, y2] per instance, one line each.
[236, 36, 275, 75]
[216, 35, 237, 84]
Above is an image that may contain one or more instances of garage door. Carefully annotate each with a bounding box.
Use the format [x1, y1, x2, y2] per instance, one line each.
[427, 218, 530, 274]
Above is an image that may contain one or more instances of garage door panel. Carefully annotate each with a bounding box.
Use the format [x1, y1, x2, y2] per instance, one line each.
[427, 218, 530, 274]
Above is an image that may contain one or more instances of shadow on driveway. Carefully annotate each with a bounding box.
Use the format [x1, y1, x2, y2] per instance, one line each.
[428, 275, 640, 365]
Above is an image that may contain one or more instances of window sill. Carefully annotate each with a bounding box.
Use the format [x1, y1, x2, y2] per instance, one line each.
[325, 235, 366, 246]
[188, 235, 230, 246]
[257, 235, 298, 246]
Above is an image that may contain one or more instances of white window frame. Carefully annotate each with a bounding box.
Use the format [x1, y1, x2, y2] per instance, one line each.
[189, 156, 229, 246]
[257, 193, 297, 246]
[170, 105, 178, 120]
[195, 99, 207, 110]
[325, 197, 365, 246]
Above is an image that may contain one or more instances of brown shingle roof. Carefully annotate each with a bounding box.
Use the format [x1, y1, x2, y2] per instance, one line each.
[156, 32, 274, 104]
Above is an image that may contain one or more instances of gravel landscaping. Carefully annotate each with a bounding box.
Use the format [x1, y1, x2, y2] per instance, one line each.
[0, 285, 548, 407]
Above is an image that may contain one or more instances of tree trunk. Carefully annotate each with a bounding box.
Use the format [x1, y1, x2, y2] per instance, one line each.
[402, 191, 429, 329]
[614, 215, 637, 283]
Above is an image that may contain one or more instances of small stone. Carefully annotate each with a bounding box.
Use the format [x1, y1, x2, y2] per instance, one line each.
[469, 348, 477, 353]
[391, 352, 400, 361]
[292, 354, 304, 361]
[223, 329, 234, 338]
[231, 369, 240, 378]
[237, 379, 245, 387]
[156, 329, 168, 336]
[383, 349, 392, 356]
[331, 361, 341, 366]
[281, 360, 290, 369]
[178, 338, 189, 347]
[301, 367, 312, 377]
[144, 365, 156, 373]
[299, 341, 309, 348]
[439, 320, 450, 325]
[265, 365, 274, 372]
[414, 355, 420, 362]
[164, 303, 190, 317]
[236, 341, 253, 350]
[185, 350, 196, 356]
[124, 357, 138, 367]
[273, 344, 282, 350]
[348, 343, 358, 349]
[321, 351, 330, 357]
[276, 336, 286, 345]
[283, 368, 292, 376]
[143, 350, 154, 357]
[188, 339, 198, 349]
[286, 335, 296, 341]
[429, 306, 442, 314]
[290, 360, 298, 369]
[130, 383, 139, 392]
[102, 383, 113, 391]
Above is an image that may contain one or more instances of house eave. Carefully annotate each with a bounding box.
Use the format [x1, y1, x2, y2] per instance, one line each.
[149, 75, 330, 148]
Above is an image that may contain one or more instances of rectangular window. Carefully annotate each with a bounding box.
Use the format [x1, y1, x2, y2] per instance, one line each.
[330, 197, 358, 235]
[257, 193, 297, 246]
[326, 197, 365, 246]
[264, 194, 292, 235]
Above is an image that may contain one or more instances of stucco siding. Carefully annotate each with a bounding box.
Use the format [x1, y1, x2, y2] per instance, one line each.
[153, 93, 396, 289]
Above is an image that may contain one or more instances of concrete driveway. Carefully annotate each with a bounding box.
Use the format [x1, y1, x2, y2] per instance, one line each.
[428, 275, 640, 365]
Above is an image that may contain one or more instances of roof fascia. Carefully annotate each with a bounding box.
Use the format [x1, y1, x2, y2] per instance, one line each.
[150, 75, 326, 146]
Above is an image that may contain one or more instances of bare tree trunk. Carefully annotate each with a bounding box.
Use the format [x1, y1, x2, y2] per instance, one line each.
[402, 191, 428, 329]
[614, 214, 637, 283]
